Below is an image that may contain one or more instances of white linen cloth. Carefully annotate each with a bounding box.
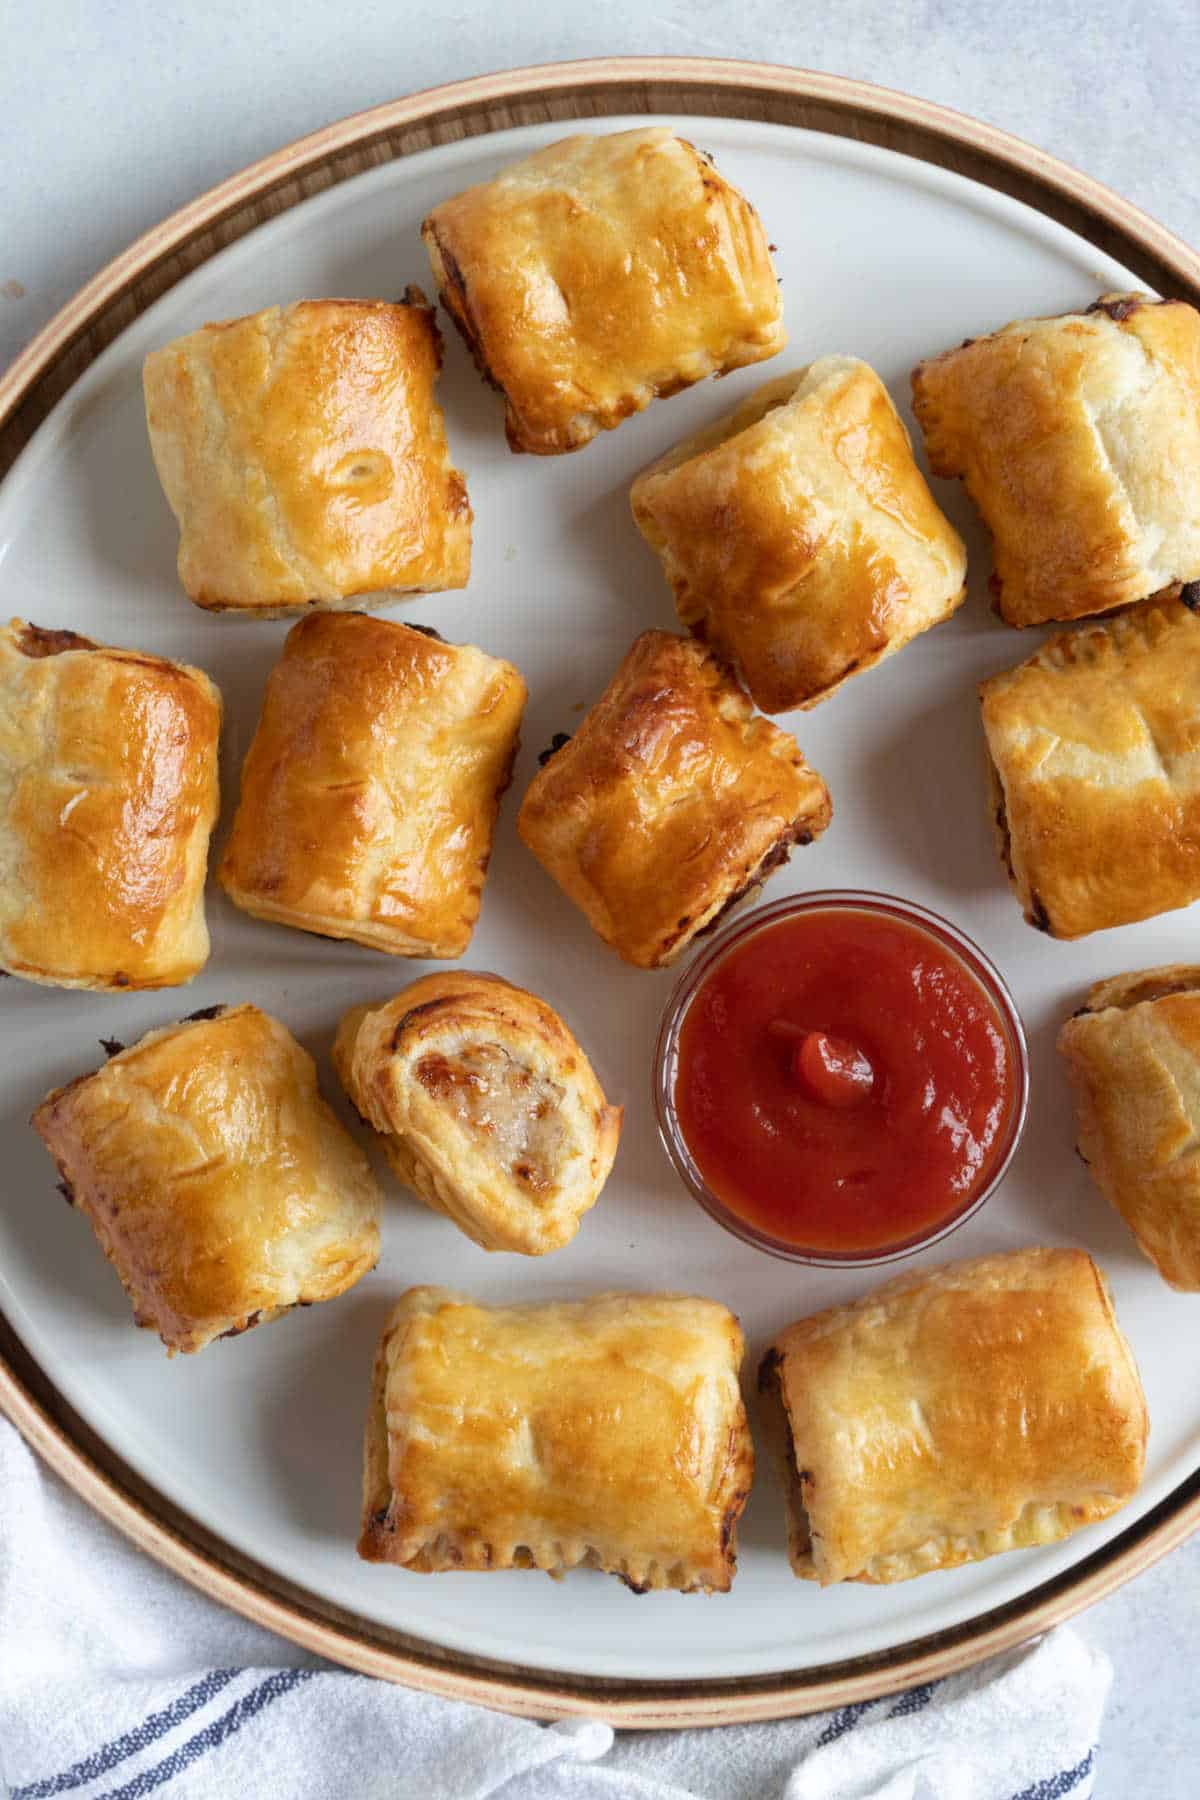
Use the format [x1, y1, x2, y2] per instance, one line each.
[0, 1420, 1109, 1800]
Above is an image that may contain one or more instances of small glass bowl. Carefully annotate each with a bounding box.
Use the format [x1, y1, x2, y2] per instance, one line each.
[653, 890, 1030, 1268]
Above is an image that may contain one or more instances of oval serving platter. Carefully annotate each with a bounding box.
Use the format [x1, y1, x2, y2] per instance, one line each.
[3, 59, 1200, 1726]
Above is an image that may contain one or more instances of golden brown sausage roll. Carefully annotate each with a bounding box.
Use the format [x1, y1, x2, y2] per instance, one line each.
[759, 1248, 1147, 1586]
[517, 631, 831, 968]
[31, 1005, 382, 1354]
[360, 1286, 753, 1590]
[1060, 966, 1200, 1289]
[218, 613, 526, 959]
[421, 128, 785, 455]
[334, 973, 621, 1254]
[912, 294, 1200, 627]
[0, 619, 220, 991]
[979, 596, 1200, 938]
[143, 292, 471, 614]
[631, 359, 967, 712]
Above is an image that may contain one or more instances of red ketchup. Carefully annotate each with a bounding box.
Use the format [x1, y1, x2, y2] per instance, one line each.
[673, 907, 1017, 1255]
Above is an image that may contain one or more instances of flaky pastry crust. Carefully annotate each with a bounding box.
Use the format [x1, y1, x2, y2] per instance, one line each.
[144, 293, 470, 613]
[360, 1286, 753, 1590]
[31, 1005, 381, 1354]
[912, 294, 1200, 627]
[219, 613, 526, 958]
[759, 1248, 1147, 1585]
[421, 128, 785, 454]
[631, 359, 967, 711]
[1061, 966, 1200, 1289]
[979, 596, 1200, 938]
[0, 618, 220, 990]
[517, 630, 831, 968]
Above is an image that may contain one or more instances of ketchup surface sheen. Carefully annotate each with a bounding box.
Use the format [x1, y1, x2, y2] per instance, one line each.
[673, 908, 1016, 1254]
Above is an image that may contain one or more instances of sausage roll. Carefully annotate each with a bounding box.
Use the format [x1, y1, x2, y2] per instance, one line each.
[31, 1004, 382, 1354]
[979, 596, 1200, 938]
[912, 294, 1200, 627]
[218, 613, 526, 959]
[631, 359, 968, 712]
[517, 631, 832, 968]
[759, 1247, 1147, 1586]
[0, 619, 220, 991]
[360, 1287, 753, 1590]
[333, 973, 621, 1254]
[143, 292, 471, 614]
[1060, 966, 1200, 1289]
[421, 128, 785, 455]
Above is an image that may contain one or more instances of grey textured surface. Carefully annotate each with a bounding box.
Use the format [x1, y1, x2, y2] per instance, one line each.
[3, 1, 1200, 368]
[3, 7, 1199, 1796]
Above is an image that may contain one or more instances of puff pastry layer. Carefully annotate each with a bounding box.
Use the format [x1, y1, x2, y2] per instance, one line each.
[912, 294, 1200, 627]
[1060, 966, 1200, 1289]
[631, 359, 967, 712]
[143, 292, 471, 614]
[333, 972, 622, 1254]
[517, 631, 832, 968]
[0, 619, 220, 991]
[421, 128, 785, 455]
[979, 596, 1200, 938]
[31, 1005, 382, 1354]
[759, 1247, 1147, 1586]
[219, 613, 526, 958]
[360, 1287, 753, 1590]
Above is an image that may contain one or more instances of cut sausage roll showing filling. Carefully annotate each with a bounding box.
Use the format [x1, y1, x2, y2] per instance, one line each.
[359, 1286, 753, 1591]
[421, 127, 785, 455]
[759, 1247, 1147, 1585]
[333, 972, 622, 1254]
[517, 630, 832, 969]
[31, 1004, 382, 1354]
[1060, 966, 1200, 1289]
[630, 359, 967, 712]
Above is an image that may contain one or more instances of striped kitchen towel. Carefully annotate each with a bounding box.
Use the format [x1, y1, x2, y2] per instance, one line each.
[0, 1422, 1109, 1800]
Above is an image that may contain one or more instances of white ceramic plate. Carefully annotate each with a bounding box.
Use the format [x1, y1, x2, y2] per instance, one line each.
[0, 114, 1193, 1685]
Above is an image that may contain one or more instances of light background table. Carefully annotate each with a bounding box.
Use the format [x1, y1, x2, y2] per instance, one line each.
[3, 5, 1198, 1793]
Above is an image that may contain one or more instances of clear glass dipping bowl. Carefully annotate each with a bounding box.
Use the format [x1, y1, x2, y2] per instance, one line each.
[653, 890, 1031, 1267]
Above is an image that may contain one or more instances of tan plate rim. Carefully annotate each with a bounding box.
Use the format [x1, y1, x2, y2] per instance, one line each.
[3, 56, 1200, 1727]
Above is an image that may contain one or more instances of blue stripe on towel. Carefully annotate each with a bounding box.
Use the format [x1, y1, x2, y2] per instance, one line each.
[814, 1699, 876, 1746]
[12, 1671, 241, 1799]
[1010, 1745, 1097, 1800]
[812, 1677, 937, 1750]
[93, 1669, 318, 1800]
[887, 1681, 936, 1718]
